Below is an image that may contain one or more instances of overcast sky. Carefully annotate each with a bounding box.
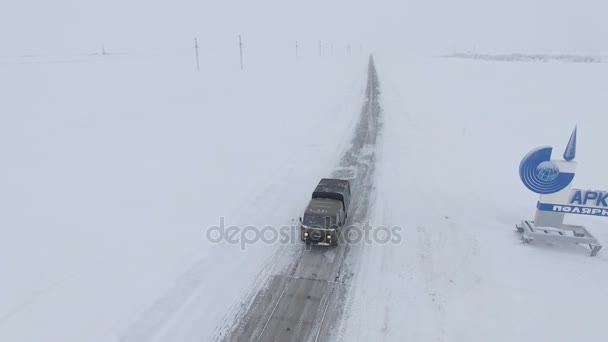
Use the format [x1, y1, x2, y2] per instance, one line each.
[1, 0, 606, 53]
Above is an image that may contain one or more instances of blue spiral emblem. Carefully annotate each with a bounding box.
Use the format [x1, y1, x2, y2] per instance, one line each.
[519, 147, 575, 194]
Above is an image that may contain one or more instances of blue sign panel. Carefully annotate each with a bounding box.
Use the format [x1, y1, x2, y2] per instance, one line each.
[519, 128, 577, 194]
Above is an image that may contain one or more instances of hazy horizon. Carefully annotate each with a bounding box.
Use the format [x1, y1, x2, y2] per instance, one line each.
[2, 0, 607, 54]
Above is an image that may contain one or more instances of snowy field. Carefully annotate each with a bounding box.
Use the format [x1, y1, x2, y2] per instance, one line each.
[0, 51, 366, 341]
[340, 53, 608, 341]
[2, 47, 608, 342]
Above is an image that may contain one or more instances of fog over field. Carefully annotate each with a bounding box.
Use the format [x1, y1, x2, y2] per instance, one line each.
[1, 1, 608, 342]
[2, 0, 607, 54]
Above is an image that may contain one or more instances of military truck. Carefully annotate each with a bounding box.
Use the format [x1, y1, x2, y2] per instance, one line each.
[299, 178, 351, 246]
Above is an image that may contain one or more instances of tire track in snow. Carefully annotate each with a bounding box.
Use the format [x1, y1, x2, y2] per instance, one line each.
[118, 175, 299, 342]
[0, 270, 82, 326]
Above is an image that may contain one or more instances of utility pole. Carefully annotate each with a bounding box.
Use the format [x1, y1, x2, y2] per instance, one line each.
[347, 44, 351, 56]
[102, 45, 107, 56]
[194, 38, 200, 72]
[238, 35, 244, 70]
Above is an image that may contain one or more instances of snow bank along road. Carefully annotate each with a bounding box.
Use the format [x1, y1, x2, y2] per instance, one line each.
[222, 57, 381, 342]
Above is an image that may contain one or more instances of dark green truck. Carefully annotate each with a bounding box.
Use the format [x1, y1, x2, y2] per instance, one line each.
[299, 178, 351, 246]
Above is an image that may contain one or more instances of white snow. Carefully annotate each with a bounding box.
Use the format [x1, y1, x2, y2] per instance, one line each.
[3, 1, 608, 339]
[0, 52, 366, 341]
[339, 53, 608, 341]
[3, 47, 608, 342]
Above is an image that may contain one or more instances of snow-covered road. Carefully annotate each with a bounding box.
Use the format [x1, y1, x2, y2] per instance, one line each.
[221, 57, 381, 342]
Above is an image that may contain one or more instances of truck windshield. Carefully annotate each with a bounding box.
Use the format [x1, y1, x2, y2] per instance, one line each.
[302, 215, 335, 228]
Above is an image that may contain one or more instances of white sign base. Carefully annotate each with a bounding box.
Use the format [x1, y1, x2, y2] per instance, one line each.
[516, 220, 602, 256]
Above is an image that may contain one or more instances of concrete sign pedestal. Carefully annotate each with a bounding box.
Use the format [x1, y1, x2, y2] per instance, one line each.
[516, 220, 602, 256]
